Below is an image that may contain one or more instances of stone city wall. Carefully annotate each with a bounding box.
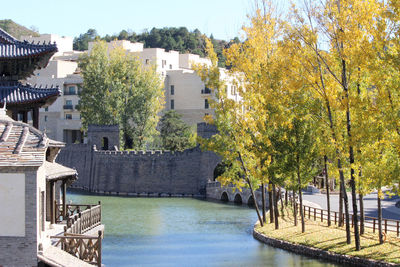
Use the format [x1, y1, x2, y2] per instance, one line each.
[57, 145, 220, 196]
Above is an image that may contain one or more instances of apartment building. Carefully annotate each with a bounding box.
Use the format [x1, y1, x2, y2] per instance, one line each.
[23, 34, 84, 143]
[24, 36, 239, 143]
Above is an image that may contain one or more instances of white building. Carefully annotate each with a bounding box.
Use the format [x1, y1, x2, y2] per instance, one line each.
[25, 36, 240, 143]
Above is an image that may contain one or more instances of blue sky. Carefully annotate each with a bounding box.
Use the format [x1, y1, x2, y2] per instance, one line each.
[2, 0, 255, 41]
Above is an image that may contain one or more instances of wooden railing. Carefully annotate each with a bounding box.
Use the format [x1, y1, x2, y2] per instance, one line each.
[51, 231, 102, 267]
[52, 202, 102, 266]
[295, 203, 400, 236]
[55, 203, 98, 223]
[65, 203, 102, 234]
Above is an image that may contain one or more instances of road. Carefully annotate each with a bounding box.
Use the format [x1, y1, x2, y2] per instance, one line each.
[302, 191, 400, 220]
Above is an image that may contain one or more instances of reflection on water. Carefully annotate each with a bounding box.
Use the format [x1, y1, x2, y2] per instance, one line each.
[68, 191, 340, 267]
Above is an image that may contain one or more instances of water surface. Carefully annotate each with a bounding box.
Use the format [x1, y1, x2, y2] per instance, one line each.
[68, 191, 340, 267]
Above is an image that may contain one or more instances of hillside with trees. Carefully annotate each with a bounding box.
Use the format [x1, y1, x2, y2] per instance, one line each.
[73, 27, 240, 67]
[0, 19, 39, 39]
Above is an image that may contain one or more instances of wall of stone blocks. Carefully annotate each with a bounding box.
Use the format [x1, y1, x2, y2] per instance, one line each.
[56, 144, 93, 190]
[57, 146, 220, 196]
[57, 123, 220, 196]
[87, 124, 119, 150]
[0, 167, 38, 267]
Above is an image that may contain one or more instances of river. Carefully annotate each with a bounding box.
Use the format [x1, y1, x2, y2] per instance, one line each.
[68, 191, 340, 267]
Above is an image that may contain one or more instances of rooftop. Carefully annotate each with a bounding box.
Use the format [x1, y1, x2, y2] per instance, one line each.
[0, 28, 57, 59]
[0, 107, 69, 168]
[0, 81, 60, 106]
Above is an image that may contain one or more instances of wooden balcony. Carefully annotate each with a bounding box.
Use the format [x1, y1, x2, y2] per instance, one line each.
[50, 202, 103, 267]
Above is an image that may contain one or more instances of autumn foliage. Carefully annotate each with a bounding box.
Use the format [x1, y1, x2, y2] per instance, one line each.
[195, 0, 400, 251]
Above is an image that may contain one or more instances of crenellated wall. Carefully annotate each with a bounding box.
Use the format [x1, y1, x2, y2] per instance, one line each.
[56, 144, 220, 196]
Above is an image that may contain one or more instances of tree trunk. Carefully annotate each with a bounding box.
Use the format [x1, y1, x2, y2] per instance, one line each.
[237, 152, 263, 227]
[246, 178, 263, 227]
[339, 178, 344, 226]
[269, 182, 274, 223]
[378, 188, 383, 244]
[272, 183, 279, 229]
[293, 190, 297, 226]
[324, 98, 348, 239]
[324, 155, 331, 226]
[359, 193, 364, 235]
[339, 167, 351, 244]
[275, 188, 280, 218]
[285, 190, 288, 206]
[279, 188, 284, 218]
[297, 161, 305, 233]
[262, 183, 266, 224]
[315, 34, 352, 241]
[342, 57, 360, 250]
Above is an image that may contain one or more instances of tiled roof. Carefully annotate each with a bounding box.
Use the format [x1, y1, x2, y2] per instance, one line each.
[0, 82, 60, 105]
[0, 111, 73, 169]
[0, 28, 18, 44]
[0, 28, 57, 59]
[0, 114, 46, 166]
[44, 161, 77, 180]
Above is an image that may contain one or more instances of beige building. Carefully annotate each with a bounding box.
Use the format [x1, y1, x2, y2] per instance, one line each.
[23, 34, 84, 143]
[26, 36, 239, 143]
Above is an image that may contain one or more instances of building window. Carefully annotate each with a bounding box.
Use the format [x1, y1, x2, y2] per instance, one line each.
[170, 85, 174, 95]
[44, 116, 47, 122]
[170, 99, 174, 110]
[65, 114, 72, 120]
[162, 60, 166, 68]
[169, 64, 172, 69]
[44, 107, 48, 112]
[64, 86, 76, 95]
[66, 100, 72, 105]
[205, 99, 209, 109]
[145, 59, 150, 65]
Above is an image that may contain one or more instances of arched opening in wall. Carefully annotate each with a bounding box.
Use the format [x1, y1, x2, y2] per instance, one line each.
[233, 194, 242, 205]
[124, 134, 133, 149]
[213, 162, 229, 181]
[220, 192, 229, 202]
[102, 137, 109, 150]
[247, 195, 255, 207]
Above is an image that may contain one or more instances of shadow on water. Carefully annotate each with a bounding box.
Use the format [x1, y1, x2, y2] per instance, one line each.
[68, 190, 342, 267]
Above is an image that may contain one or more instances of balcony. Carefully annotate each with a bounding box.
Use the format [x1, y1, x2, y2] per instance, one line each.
[49, 202, 104, 267]
[201, 88, 211, 94]
[63, 91, 77, 95]
[63, 105, 73, 110]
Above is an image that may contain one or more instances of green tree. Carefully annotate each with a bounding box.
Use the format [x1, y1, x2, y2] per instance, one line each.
[78, 40, 164, 149]
[73, 29, 98, 51]
[160, 110, 196, 151]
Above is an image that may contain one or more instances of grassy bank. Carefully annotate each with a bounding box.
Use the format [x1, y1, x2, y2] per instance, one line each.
[255, 207, 400, 265]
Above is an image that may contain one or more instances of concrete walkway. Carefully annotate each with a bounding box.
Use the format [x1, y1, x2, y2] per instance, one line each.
[38, 246, 93, 267]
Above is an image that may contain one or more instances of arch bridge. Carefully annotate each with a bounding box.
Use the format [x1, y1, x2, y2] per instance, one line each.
[206, 181, 269, 208]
